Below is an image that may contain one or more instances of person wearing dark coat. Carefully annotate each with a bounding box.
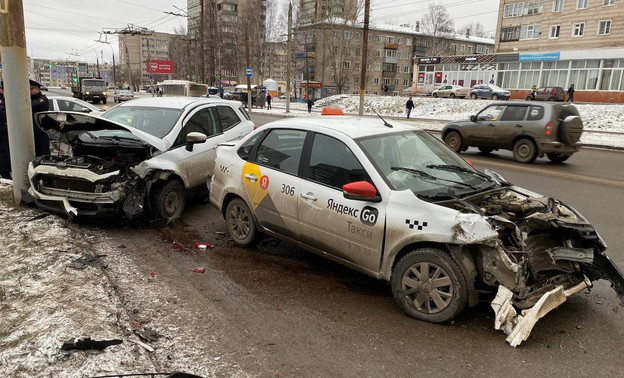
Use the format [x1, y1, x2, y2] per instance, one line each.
[0, 83, 10, 179]
[266, 93, 272, 109]
[567, 84, 575, 103]
[307, 98, 314, 113]
[30, 80, 50, 156]
[405, 97, 414, 119]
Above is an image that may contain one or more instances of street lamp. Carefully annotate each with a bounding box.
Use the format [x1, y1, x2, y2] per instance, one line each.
[96, 35, 117, 89]
[83, 46, 101, 77]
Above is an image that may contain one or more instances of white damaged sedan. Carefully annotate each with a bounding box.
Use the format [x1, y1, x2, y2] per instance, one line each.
[210, 115, 624, 346]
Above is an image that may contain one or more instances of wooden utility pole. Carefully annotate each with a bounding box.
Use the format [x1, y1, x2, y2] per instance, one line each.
[0, 0, 35, 204]
[286, 1, 292, 113]
[358, 0, 371, 116]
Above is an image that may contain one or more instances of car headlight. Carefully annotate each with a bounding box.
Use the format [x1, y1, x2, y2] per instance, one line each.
[86, 91, 90, 95]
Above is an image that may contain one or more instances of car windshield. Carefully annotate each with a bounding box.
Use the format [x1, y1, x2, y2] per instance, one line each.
[101, 106, 182, 139]
[358, 130, 496, 200]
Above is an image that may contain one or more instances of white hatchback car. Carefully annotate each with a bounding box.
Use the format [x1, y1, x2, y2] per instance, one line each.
[30, 97, 254, 222]
[210, 115, 623, 346]
[47, 95, 103, 114]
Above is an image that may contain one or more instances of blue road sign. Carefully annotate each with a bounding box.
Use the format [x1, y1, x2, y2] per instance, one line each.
[246, 67, 252, 78]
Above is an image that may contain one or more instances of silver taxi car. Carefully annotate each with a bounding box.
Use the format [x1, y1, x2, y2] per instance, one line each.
[210, 115, 624, 346]
[29, 97, 254, 222]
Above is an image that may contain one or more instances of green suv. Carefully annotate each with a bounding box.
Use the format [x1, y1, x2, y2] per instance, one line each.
[441, 101, 583, 163]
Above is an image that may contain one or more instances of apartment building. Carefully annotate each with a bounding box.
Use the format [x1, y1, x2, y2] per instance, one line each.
[119, 31, 173, 88]
[299, 0, 358, 25]
[494, 0, 624, 101]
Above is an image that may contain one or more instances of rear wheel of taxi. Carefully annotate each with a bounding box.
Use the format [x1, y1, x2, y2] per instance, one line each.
[391, 248, 467, 323]
[444, 131, 462, 152]
[226, 198, 258, 247]
[512, 138, 537, 163]
[152, 179, 186, 223]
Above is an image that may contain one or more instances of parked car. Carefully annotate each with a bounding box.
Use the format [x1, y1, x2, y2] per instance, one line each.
[432, 85, 468, 98]
[470, 84, 511, 100]
[525, 86, 565, 102]
[40, 85, 48, 91]
[441, 101, 583, 163]
[47, 96, 103, 113]
[29, 97, 254, 222]
[209, 115, 623, 346]
[113, 89, 135, 102]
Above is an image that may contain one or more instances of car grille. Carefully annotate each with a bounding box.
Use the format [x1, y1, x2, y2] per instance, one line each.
[41, 176, 97, 192]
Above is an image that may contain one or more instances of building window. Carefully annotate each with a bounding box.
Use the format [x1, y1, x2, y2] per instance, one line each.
[406, 38, 412, 46]
[476, 45, 488, 53]
[550, 25, 560, 38]
[395, 78, 400, 85]
[376, 35, 382, 43]
[344, 31, 351, 39]
[343, 61, 350, 69]
[376, 50, 381, 57]
[404, 79, 409, 86]
[553, 0, 564, 12]
[520, 24, 541, 39]
[393, 91, 399, 96]
[573, 22, 585, 36]
[354, 76, 359, 84]
[375, 63, 381, 71]
[385, 36, 394, 43]
[598, 20, 611, 35]
[603, 0, 615, 5]
[576, 0, 588, 9]
[331, 75, 336, 82]
[525, 1, 543, 14]
[404, 66, 409, 73]
[460, 45, 465, 52]
[398, 37, 403, 45]
[504, 2, 524, 17]
[374, 77, 379, 84]
[467, 45, 473, 53]
[383, 78, 391, 85]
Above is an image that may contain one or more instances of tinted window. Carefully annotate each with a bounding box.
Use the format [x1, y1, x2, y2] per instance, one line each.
[500, 106, 527, 121]
[57, 100, 86, 112]
[175, 107, 218, 146]
[255, 129, 306, 175]
[527, 106, 544, 120]
[216, 106, 241, 130]
[307, 133, 370, 190]
[237, 132, 263, 160]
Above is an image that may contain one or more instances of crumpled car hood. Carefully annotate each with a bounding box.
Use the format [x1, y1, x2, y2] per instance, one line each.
[35, 111, 167, 151]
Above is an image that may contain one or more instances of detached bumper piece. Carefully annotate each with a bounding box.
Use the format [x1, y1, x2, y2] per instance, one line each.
[492, 277, 591, 347]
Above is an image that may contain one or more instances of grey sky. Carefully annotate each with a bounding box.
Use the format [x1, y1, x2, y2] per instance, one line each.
[20, 0, 499, 63]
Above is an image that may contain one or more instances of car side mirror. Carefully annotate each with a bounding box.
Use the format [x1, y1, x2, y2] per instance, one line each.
[470, 115, 476, 122]
[342, 181, 381, 203]
[185, 132, 207, 151]
[80, 107, 92, 113]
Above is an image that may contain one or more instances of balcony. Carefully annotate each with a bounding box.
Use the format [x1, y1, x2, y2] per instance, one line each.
[385, 43, 399, 50]
[383, 56, 398, 64]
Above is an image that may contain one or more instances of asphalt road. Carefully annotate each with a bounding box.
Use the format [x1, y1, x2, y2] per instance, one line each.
[49, 94, 624, 376]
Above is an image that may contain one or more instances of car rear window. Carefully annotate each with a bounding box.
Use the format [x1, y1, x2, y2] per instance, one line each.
[527, 106, 544, 120]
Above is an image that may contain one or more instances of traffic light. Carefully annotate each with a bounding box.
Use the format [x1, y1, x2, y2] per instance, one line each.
[73, 77, 78, 83]
[48, 63, 53, 68]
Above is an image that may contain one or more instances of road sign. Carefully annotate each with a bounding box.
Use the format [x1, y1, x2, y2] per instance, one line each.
[246, 67, 252, 78]
[149, 74, 153, 79]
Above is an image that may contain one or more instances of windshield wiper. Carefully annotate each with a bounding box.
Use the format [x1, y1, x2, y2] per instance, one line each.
[426, 164, 492, 181]
[391, 166, 477, 189]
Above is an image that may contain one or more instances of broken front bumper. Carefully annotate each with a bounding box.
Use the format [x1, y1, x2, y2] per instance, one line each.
[28, 162, 126, 217]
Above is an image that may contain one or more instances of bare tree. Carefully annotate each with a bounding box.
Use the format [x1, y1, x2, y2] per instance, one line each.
[458, 22, 487, 38]
[168, 26, 194, 80]
[238, 0, 266, 84]
[421, 4, 454, 56]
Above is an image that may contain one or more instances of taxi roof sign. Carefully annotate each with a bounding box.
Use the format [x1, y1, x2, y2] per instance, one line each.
[321, 107, 344, 116]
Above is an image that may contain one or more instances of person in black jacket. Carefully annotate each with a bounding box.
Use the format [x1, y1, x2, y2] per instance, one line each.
[0, 82, 10, 179]
[567, 84, 575, 103]
[405, 97, 414, 119]
[30, 80, 50, 156]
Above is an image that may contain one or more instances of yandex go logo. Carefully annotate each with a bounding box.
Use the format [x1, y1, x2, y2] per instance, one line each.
[360, 206, 378, 226]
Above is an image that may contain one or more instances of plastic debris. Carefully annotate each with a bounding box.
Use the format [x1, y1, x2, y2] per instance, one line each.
[61, 337, 122, 351]
[191, 267, 205, 274]
[130, 338, 154, 352]
[195, 242, 214, 250]
[171, 243, 182, 251]
[150, 272, 156, 277]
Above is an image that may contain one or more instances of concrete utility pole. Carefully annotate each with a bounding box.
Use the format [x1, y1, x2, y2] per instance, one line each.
[0, 0, 35, 204]
[358, 0, 371, 116]
[244, 25, 252, 112]
[104, 25, 153, 91]
[286, 1, 292, 113]
[146, 37, 154, 97]
[199, 0, 206, 84]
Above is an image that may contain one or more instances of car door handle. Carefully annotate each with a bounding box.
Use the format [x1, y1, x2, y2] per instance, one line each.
[300, 192, 317, 201]
[244, 173, 257, 182]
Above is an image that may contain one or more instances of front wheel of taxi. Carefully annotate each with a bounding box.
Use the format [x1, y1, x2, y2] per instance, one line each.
[391, 248, 467, 323]
[226, 198, 258, 247]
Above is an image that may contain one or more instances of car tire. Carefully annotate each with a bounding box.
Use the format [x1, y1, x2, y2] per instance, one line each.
[547, 97, 555, 102]
[525, 96, 532, 101]
[547, 153, 571, 163]
[478, 147, 493, 154]
[151, 179, 186, 223]
[391, 248, 468, 323]
[444, 131, 462, 153]
[225, 198, 258, 247]
[432, 93, 438, 98]
[471, 93, 478, 99]
[450, 93, 456, 98]
[492, 94, 499, 100]
[512, 138, 537, 163]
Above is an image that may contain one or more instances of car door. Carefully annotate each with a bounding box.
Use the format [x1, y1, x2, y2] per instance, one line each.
[464, 104, 505, 147]
[492, 105, 529, 148]
[164, 105, 223, 188]
[297, 132, 385, 273]
[242, 128, 306, 241]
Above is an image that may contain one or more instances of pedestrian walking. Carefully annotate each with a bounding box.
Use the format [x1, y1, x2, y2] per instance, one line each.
[531, 84, 537, 100]
[30, 80, 50, 156]
[383, 84, 389, 96]
[307, 98, 314, 113]
[405, 97, 414, 119]
[567, 84, 575, 103]
[0, 82, 10, 179]
[266, 93, 272, 109]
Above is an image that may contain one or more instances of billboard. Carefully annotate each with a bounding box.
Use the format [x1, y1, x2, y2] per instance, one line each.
[146, 60, 174, 74]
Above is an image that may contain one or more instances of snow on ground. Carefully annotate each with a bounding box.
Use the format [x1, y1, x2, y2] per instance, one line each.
[0, 181, 247, 377]
[252, 95, 624, 149]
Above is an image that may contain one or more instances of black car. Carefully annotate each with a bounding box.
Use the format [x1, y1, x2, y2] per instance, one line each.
[441, 101, 583, 163]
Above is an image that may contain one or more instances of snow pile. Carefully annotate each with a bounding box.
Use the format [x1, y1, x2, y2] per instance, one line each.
[314, 95, 624, 133]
